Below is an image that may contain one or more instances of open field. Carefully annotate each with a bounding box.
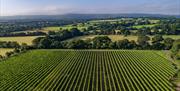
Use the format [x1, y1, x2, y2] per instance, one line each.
[164, 35, 180, 40]
[0, 36, 43, 45]
[0, 50, 176, 90]
[43, 24, 89, 31]
[149, 20, 160, 23]
[0, 48, 14, 56]
[89, 19, 122, 23]
[132, 24, 158, 29]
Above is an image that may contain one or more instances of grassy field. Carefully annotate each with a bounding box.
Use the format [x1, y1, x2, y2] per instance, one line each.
[0, 50, 176, 90]
[164, 35, 180, 40]
[0, 48, 14, 56]
[89, 19, 122, 23]
[0, 36, 43, 45]
[43, 24, 89, 31]
[132, 24, 158, 29]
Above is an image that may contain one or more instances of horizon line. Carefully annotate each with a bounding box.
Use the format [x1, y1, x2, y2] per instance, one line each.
[0, 13, 180, 17]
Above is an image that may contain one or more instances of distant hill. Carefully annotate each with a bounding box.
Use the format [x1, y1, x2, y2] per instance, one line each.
[0, 13, 179, 21]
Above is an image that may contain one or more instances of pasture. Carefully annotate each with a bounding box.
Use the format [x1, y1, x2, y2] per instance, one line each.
[0, 48, 14, 56]
[0, 36, 43, 45]
[132, 24, 157, 29]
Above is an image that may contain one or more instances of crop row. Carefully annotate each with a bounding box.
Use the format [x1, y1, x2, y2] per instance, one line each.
[0, 50, 176, 91]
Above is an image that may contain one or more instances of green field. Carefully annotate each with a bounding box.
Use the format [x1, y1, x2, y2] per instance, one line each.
[164, 35, 180, 40]
[43, 23, 89, 31]
[89, 19, 122, 23]
[132, 24, 157, 29]
[0, 50, 176, 90]
[0, 36, 44, 45]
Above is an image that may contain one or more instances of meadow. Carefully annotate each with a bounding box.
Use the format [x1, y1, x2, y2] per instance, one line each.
[0, 36, 44, 45]
[0, 48, 14, 56]
[43, 23, 90, 31]
[132, 24, 158, 29]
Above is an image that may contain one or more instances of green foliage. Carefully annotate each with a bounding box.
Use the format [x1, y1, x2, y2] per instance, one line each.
[171, 39, 180, 59]
[137, 35, 150, 49]
[152, 35, 164, 43]
[0, 50, 176, 90]
[164, 38, 174, 50]
[92, 36, 112, 49]
[66, 40, 88, 49]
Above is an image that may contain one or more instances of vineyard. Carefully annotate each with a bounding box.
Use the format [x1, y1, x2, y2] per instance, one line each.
[0, 50, 177, 91]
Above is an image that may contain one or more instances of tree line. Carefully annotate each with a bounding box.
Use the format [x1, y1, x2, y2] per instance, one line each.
[0, 31, 46, 37]
[0, 19, 88, 33]
[32, 28, 175, 50]
[83, 19, 180, 36]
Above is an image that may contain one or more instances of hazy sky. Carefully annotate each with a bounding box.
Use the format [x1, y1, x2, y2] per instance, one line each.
[0, 0, 179, 16]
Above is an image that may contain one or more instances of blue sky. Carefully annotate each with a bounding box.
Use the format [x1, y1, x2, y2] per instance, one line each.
[0, 0, 179, 16]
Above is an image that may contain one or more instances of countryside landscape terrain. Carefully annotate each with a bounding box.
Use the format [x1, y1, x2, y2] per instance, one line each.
[0, 0, 180, 91]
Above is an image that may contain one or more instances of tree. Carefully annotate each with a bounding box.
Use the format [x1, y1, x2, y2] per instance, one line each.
[0, 55, 3, 60]
[151, 42, 165, 50]
[151, 35, 164, 50]
[5, 52, 13, 57]
[32, 37, 44, 48]
[137, 35, 150, 49]
[14, 48, 20, 53]
[129, 40, 137, 49]
[121, 30, 130, 36]
[164, 38, 174, 50]
[115, 39, 137, 49]
[109, 42, 117, 49]
[38, 38, 52, 49]
[152, 35, 164, 43]
[48, 31, 56, 35]
[92, 36, 112, 49]
[116, 39, 129, 49]
[50, 41, 62, 49]
[171, 39, 180, 59]
[67, 40, 88, 49]
[70, 28, 82, 36]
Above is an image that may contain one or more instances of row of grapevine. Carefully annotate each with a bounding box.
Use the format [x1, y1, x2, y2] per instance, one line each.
[0, 50, 177, 91]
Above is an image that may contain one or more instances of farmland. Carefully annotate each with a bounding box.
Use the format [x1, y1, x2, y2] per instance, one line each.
[132, 24, 158, 29]
[0, 36, 43, 45]
[43, 23, 89, 32]
[0, 50, 176, 90]
[0, 48, 14, 56]
[163, 35, 180, 40]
